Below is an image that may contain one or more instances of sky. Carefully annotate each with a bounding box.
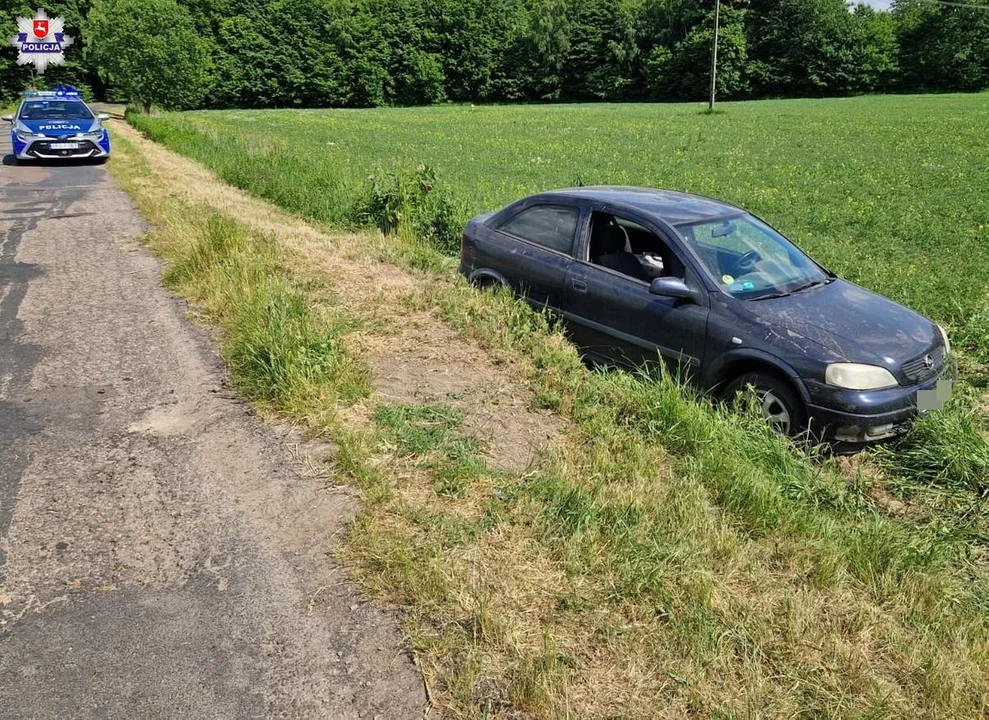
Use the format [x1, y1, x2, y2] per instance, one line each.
[856, 0, 894, 7]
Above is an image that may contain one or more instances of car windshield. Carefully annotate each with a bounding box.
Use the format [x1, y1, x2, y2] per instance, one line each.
[678, 215, 829, 300]
[19, 100, 93, 121]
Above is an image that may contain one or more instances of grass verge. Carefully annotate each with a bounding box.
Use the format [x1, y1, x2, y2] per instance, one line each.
[111, 125, 989, 718]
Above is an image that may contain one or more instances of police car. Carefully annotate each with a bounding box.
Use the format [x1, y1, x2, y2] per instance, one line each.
[2, 86, 111, 163]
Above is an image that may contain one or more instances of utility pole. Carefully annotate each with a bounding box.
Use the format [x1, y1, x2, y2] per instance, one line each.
[708, 0, 720, 112]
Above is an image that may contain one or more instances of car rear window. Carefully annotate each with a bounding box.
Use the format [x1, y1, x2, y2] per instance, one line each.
[498, 205, 579, 255]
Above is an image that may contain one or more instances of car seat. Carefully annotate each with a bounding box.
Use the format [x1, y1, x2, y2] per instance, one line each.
[594, 224, 650, 282]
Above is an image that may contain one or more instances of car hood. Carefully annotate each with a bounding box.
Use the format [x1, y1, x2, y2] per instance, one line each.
[739, 278, 938, 366]
[16, 118, 100, 135]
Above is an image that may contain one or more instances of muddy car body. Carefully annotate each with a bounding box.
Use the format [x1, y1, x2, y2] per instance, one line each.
[459, 186, 955, 444]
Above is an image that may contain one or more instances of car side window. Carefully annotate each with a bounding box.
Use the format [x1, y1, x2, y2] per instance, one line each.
[587, 211, 686, 282]
[498, 205, 579, 255]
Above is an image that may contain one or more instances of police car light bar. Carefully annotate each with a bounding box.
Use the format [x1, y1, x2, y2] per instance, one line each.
[22, 85, 81, 99]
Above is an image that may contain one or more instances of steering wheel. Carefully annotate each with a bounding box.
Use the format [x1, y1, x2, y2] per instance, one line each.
[731, 250, 761, 276]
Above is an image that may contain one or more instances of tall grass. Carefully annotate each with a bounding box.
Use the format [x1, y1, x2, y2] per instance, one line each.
[876, 396, 989, 492]
[128, 179, 370, 416]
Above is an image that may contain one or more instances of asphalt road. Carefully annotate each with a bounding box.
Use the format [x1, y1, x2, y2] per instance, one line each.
[0, 156, 425, 718]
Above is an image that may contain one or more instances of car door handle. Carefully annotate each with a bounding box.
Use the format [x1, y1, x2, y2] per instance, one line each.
[571, 279, 587, 293]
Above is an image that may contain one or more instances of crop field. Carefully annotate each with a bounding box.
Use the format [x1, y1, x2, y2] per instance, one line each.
[124, 95, 989, 717]
[131, 94, 989, 361]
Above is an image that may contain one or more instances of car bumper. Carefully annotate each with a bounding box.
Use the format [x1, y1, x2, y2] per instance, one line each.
[803, 358, 957, 443]
[13, 135, 110, 160]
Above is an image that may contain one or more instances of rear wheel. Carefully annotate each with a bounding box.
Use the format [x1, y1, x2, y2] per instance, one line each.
[722, 371, 806, 437]
[471, 274, 507, 294]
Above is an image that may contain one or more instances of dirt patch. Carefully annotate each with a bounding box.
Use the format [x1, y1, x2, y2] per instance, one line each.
[354, 311, 562, 472]
[865, 485, 925, 517]
[836, 455, 926, 517]
[126, 399, 203, 436]
[835, 453, 887, 483]
[114, 121, 565, 475]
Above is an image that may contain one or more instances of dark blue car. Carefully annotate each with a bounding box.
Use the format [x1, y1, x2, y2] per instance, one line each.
[459, 187, 955, 445]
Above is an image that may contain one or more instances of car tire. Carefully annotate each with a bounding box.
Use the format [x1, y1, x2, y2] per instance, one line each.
[722, 371, 806, 437]
[472, 275, 507, 293]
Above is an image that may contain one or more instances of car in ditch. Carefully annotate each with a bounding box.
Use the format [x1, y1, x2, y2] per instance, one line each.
[459, 186, 955, 445]
[2, 86, 111, 163]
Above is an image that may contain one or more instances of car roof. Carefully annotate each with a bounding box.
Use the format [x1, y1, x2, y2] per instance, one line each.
[534, 186, 746, 225]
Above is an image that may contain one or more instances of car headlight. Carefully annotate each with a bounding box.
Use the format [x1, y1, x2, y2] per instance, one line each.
[937, 324, 951, 355]
[15, 129, 45, 139]
[825, 363, 898, 390]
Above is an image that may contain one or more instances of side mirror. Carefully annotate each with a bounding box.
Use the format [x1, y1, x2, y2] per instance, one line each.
[97, 113, 110, 121]
[1, 114, 13, 122]
[649, 277, 693, 300]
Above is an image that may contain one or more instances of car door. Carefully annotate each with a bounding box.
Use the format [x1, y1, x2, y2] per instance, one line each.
[562, 211, 710, 374]
[483, 202, 585, 311]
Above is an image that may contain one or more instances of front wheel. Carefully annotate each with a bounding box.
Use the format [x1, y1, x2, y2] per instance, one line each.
[722, 372, 806, 437]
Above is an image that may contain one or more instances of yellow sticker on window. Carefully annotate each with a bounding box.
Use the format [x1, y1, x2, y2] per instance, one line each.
[721, 274, 734, 284]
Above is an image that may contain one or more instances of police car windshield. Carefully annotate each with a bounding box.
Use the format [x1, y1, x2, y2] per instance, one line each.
[20, 100, 93, 121]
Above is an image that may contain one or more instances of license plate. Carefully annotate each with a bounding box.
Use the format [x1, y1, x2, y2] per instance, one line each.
[49, 142, 78, 150]
[917, 378, 952, 413]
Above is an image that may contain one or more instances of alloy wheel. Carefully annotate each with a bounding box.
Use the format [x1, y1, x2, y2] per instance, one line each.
[760, 390, 792, 436]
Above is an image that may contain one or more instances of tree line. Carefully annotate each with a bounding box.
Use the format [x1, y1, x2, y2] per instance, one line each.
[2, 0, 988, 109]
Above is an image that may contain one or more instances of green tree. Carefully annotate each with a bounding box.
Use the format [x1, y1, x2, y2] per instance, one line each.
[642, 0, 748, 101]
[424, 0, 525, 101]
[85, 0, 210, 111]
[2, 0, 981, 111]
[563, 0, 641, 101]
[637, 0, 702, 50]
[747, 0, 885, 96]
[851, 4, 899, 93]
[529, 0, 573, 99]
[894, 0, 989, 92]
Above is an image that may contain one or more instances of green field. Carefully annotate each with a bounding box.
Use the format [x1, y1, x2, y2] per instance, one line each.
[129, 91, 989, 534]
[131, 94, 989, 362]
[123, 95, 989, 717]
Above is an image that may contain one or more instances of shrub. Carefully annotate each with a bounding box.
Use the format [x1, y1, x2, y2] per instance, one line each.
[355, 164, 464, 255]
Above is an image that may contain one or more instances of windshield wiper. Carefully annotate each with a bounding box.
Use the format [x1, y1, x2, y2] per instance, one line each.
[790, 277, 833, 294]
[751, 277, 832, 301]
